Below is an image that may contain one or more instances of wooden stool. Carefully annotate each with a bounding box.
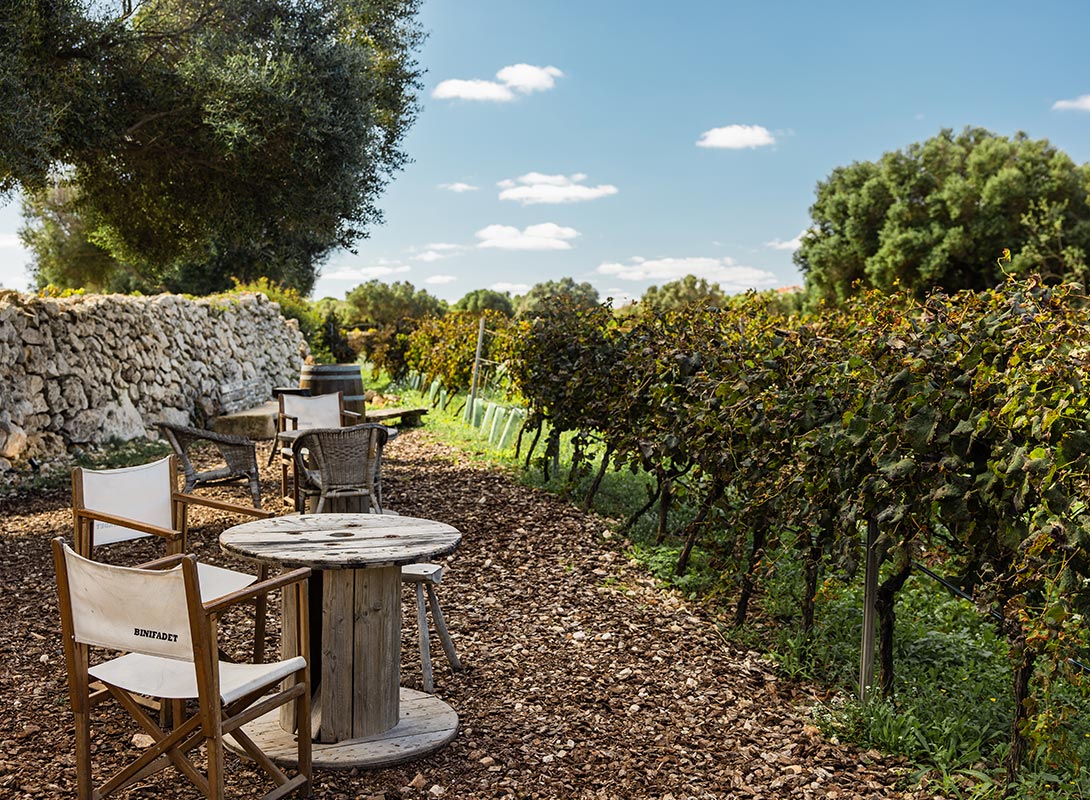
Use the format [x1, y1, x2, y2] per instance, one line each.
[401, 563, 462, 693]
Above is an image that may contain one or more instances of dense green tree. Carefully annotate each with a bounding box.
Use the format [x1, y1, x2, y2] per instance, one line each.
[342, 279, 445, 378]
[796, 128, 1090, 304]
[19, 181, 120, 292]
[343, 279, 445, 328]
[3, 0, 424, 295]
[452, 288, 514, 316]
[641, 275, 727, 310]
[515, 277, 600, 318]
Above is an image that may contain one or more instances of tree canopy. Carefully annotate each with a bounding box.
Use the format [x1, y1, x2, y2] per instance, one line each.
[640, 275, 727, 311]
[795, 127, 1090, 304]
[452, 288, 514, 317]
[3, 0, 424, 295]
[515, 277, 600, 318]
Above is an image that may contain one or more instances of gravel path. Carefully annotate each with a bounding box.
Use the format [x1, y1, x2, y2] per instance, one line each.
[0, 430, 932, 799]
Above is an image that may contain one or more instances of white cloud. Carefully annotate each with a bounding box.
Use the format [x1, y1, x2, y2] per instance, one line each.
[438, 182, 479, 193]
[476, 222, 579, 251]
[496, 64, 563, 93]
[596, 256, 779, 291]
[424, 274, 457, 285]
[414, 251, 448, 263]
[765, 230, 806, 251]
[433, 79, 514, 102]
[498, 172, 618, 205]
[322, 264, 411, 281]
[1052, 94, 1090, 112]
[696, 124, 776, 149]
[493, 282, 529, 293]
[433, 64, 563, 102]
[411, 242, 465, 263]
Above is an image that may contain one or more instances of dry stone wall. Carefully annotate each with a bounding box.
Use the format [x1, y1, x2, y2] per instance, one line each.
[0, 291, 307, 466]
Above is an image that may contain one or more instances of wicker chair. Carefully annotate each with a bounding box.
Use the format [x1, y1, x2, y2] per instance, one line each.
[158, 423, 262, 508]
[291, 424, 394, 513]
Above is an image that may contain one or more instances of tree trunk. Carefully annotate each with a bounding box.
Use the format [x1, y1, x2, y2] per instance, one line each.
[514, 422, 525, 460]
[620, 478, 662, 533]
[1005, 632, 1036, 784]
[675, 481, 724, 576]
[523, 421, 542, 469]
[735, 522, 768, 627]
[802, 533, 824, 638]
[655, 479, 673, 545]
[582, 443, 613, 512]
[875, 562, 912, 697]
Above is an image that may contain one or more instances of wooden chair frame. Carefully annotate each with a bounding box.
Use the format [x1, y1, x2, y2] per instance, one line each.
[53, 538, 312, 800]
[71, 455, 275, 662]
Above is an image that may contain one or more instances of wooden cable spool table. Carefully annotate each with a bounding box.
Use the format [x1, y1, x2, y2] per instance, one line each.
[220, 513, 462, 768]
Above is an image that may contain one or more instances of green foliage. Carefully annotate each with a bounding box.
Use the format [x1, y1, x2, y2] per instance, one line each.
[495, 274, 1090, 788]
[453, 288, 514, 316]
[3, 0, 425, 295]
[640, 275, 728, 311]
[797, 128, 1090, 304]
[515, 277, 600, 318]
[343, 279, 446, 379]
[406, 310, 509, 396]
[20, 181, 121, 292]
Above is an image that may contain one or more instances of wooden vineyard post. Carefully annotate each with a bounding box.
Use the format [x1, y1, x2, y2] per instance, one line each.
[464, 316, 487, 424]
[859, 516, 878, 702]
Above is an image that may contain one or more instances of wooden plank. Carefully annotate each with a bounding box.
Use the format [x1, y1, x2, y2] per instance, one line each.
[352, 566, 400, 737]
[322, 570, 355, 742]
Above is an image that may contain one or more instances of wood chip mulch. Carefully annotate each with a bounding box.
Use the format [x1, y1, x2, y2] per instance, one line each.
[0, 430, 941, 800]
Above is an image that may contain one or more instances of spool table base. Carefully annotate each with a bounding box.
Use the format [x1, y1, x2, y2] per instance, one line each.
[228, 687, 458, 769]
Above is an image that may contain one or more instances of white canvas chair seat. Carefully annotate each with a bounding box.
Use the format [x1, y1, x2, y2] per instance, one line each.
[91, 653, 307, 704]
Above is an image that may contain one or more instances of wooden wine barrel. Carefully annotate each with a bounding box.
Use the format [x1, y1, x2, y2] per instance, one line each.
[300, 364, 367, 417]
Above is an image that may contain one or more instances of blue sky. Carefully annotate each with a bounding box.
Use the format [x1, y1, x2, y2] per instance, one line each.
[1, 0, 1088, 304]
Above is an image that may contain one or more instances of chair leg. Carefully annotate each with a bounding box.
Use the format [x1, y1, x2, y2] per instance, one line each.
[415, 583, 434, 693]
[73, 709, 93, 800]
[249, 471, 262, 509]
[426, 584, 463, 672]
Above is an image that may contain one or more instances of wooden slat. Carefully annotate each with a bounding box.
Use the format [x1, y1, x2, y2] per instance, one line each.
[322, 570, 355, 742]
[352, 566, 400, 737]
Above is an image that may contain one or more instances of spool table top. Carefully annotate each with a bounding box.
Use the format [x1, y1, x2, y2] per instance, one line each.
[220, 513, 461, 570]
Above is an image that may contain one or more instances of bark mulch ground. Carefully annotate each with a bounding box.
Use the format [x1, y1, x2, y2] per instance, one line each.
[0, 430, 940, 799]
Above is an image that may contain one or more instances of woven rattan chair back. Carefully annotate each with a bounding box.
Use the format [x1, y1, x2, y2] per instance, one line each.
[293, 424, 392, 513]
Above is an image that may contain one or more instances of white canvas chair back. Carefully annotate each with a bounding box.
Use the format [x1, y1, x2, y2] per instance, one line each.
[61, 543, 194, 661]
[78, 456, 175, 546]
[282, 393, 343, 429]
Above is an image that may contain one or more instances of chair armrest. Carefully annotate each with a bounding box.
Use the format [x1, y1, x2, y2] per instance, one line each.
[135, 553, 190, 571]
[203, 567, 311, 615]
[277, 414, 299, 432]
[73, 508, 181, 540]
[341, 410, 361, 424]
[174, 492, 274, 518]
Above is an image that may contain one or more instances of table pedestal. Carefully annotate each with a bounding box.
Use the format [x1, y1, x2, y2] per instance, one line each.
[282, 565, 400, 741]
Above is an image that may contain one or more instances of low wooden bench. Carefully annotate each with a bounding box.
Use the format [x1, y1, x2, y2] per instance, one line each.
[365, 406, 428, 427]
